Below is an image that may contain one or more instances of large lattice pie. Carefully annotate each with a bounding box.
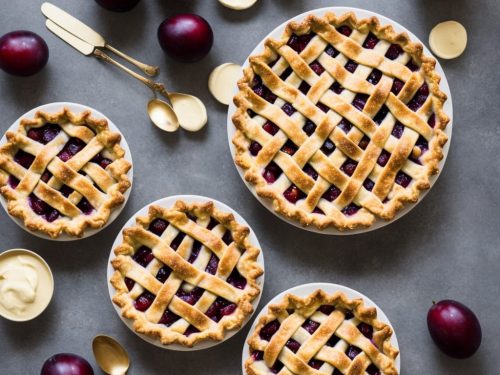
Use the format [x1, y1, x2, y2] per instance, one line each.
[110, 200, 263, 347]
[232, 12, 449, 230]
[245, 290, 399, 375]
[0, 108, 131, 238]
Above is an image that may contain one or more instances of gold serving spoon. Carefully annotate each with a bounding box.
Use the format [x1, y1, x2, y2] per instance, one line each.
[92, 335, 130, 375]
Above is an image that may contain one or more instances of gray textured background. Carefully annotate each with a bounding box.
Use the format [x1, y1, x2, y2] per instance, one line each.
[0, 0, 498, 374]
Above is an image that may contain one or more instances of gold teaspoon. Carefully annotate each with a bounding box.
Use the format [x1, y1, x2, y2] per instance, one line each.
[92, 335, 130, 375]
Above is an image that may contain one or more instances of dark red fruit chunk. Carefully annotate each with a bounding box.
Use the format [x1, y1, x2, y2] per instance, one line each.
[310, 61, 325, 75]
[342, 204, 360, 216]
[341, 159, 358, 177]
[260, 320, 280, 341]
[346, 345, 362, 359]
[220, 303, 237, 317]
[46, 208, 60, 222]
[58, 138, 86, 162]
[263, 121, 279, 135]
[308, 359, 324, 370]
[270, 361, 284, 373]
[149, 218, 169, 236]
[302, 319, 320, 334]
[280, 67, 293, 80]
[377, 150, 391, 167]
[176, 286, 204, 305]
[367, 364, 381, 375]
[249, 141, 263, 156]
[156, 266, 171, 283]
[338, 119, 352, 133]
[367, 69, 382, 85]
[317, 103, 329, 113]
[227, 268, 247, 289]
[358, 136, 370, 150]
[358, 322, 373, 339]
[287, 33, 314, 53]
[251, 350, 264, 361]
[247, 109, 257, 118]
[363, 179, 375, 191]
[159, 309, 180, 325]
[337, 25, 352, 36]
[253, 82, 278, 103]
[133, 246, 155, 267]
[28, 194, 60, 222]
[303, 120, 317, 136]
[416, 136, 429, 153]
[385, 44, 402, 60]
[321, 139, 336, 155]
[207, 218, 219, 230]
[125, 277, 135, 291]
[331, 81, 343, 94]
[8, 176, 19, 188]
[283, 185, 305, 203]
[323, 185, 341, 202]
[373, 105, 389, 125]
[313, 207, 325, 215]
[325, 45, 339, 57]
[14, 150, 35, 169]
[428, 113, 436, 128]
[281, 140, 298, 156]
[205, 297, 235, 322]
[222, 231, 233, 245]
[427, 300, 482, 359]
[184, 325, 200, 337]
[395, 171, 412, 187]
[318, 305, 335, 315]
[298, 81, 311, 95]
[303, 164, 318, 180]
[282, 103, 296, 116]
[285, 339, 301, 353]
[391, 79, 404, 95]
[134, 291, 155, 311]
[205, 254, 219, 275]
[352, 94, 368, 111]
[188, 240, 202, 263]
[263, 162, 282, 183]
[42, 124, 61, 144]
[91, 153, 113, 169]
[407, 83, 429, 111]
[170, 232, 186, 250]
[391, 122, 405, 138]
[406, 60, 419, 72]
[59, 185, 73, 198]
[77, 197, 94, 215]
[363, 33, 379, 49]
[327, 334, 340, 347]
[41, 171, 51, 183]
[345, 60, 358, 73]
[0, 30, 49, 76]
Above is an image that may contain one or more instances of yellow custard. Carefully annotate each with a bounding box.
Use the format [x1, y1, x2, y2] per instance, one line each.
[0, 249, 54, 321]
[429, 21, 467, 59]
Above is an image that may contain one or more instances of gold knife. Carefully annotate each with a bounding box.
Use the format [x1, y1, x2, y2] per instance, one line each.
[46, 19, 169, 98]
[41, 2, 159, 76]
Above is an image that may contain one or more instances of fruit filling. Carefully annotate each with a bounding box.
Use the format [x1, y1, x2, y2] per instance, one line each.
[342, 203, 361, 216]
[149, 218, 169, 236]
[352, 94, 368, 111]
[252, 76, 277, 104]
[302, 319, 320, 334]
[259, 320, 280, 341]
[281, 140, 298, 156]
[341, 159, 358, 177]
[205, 297, 237, 322]
[363, 33, 379, 49]
[407, 83, 429, 111]
[263, 120, 279, 135]
[321, 139, 336, 155]
[345, 59, 358, 73]
[299, 81, 311, 95]
[28, 194, 60, 222]
[281, 103, 296, 116]
[227, 268, 247, 289]
[205, 254, 219, 275]
[310, 61, 325, 75]
[385, 44, 403, 60]
[308, 359, 324, 370]
[303, 120, 317, 136]
[262, 162, 283, 184]
[377, 150, 391, 167]
[27, 123, 61, 144]
[322, 185, 341, 202]
[176, 286, 204, 305]
[249, 141, 262, 156]
[287, 33, 315, 53]
[367, 69, 382, 85]
[283, 184, 305, 203]
[134, 291, 155, 312]
[57, 137, 86, 162]
[132, 246, 155, 267]
[285, 338, 301, 353]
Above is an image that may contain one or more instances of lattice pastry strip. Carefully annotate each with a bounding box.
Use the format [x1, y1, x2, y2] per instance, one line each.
[110, 200, 263, 347]
[245, 290, 399, 375]
[233, 12, 449, 230]
[0, 108, 131, 237]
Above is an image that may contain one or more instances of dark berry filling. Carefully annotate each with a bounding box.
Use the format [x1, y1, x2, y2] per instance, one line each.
[308, 359, 324, 370]
[281, 140, 298, 156]
[90, 153, 113, 169]
[323, 185, 341, 202]
[205, 297, 237, 322]
[317, 102, 329, 113]
[358, 136, 370, 150]
[391, 122, 405, 138]
[28, 194, 60, 222]
[363, 33, 379, 49]
[358, 322, 374, 339]
[325, 45, 339, 57]
[352, 94, 368, 111]
[263, 121, 279, 135]
[385, 44, 403, 60]
[283, 184, 305, 203]
[302, 319, 320, 334]
[337, 25, 352, 36]
[298, 81, 311, 95]
[259, 320, 280, 341]
[338, 119, 352, 133]
[340, 159, 358, 176]
[253, 76, 278, 104]
[342, 203, 360, 216]
[227, 268, 247, 289]
[428, 113, 436, 128]
[377, 150, 391, 167]
[321, 139, 336, 155]
[318, 305, 335, 315]
[170, 232, 186, 250]
[287, 33, 314, 53]
[124, 277, 135, 291]
[367, 69, 382, 85]
[391, 79, 404, 95]
[331, 81, 344, 95]
[14, 150, 35, 169]
[207, 218, 219, 230]
[303, 120, 317, 136]
[326, 334, 340, 347]
[184, 325, 200, 337]
[149, 218, 169, 236]
[251, 350, 264, 361]
[344, 310, 354, 320]
[41, 171, 52, 183]
[270, 361, 284, 373]
[249, 141, 263, 156]
[313, 207, 325, 215]
[406, 60, 419, 72]
[176, 286, 204, 305]
[407, 83, 429, 112]
[263, 162, 283, 183]
[8, 176, 19, 188]
[346, 345, 362, 360]
[367, 364, 381, 375]
[58, 185, 73, 198]
[345, 60, 358, 73]
[159, 309, 180, 325]
[310, 61, 325, 75]
[415, 136, 429, 153]
[187, 240, 202, 263]
[134, 291, 155, 312]
[247, 109, 257, 118]
[285, 338, 301, 353]
[303, 164, 318, 180]
[280, 67, 293, 81]
[373, 105, 389, 125]
[57, 137, 86, 162]
[222, 231, 233, 246]
[27, 123, 61, 144]
[363, 179, 375, 191]
[282, 103, 296, 116]
[205, 254, 219, 275]
[76, 197, 94, 215]
[156, 266, 171, 283]
[395, 171, 412, 187]
[133, 246, 155, 267]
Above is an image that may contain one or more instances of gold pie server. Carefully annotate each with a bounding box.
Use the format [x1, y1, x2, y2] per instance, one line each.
[92, 335, 130, 375]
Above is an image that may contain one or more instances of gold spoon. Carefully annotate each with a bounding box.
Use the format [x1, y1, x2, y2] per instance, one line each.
[148, 97, 179, 132]
[92, 335, 130, 375]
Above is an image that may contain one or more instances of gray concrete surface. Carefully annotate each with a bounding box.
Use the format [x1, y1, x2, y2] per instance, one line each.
[0, 0, 498, 373]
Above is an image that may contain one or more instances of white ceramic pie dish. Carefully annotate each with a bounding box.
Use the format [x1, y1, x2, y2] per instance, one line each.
[241, 282, 401, 374]
[0, 102, 134, 242]
[106, 194, 266, 351]
[226, 6, 453, 235]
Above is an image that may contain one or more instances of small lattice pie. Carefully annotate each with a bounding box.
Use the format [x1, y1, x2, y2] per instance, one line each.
[245, 290, 399, 375]
[110, 200, 263, 347]
[0, 107, 131, 238]
[233, 12, 449, 230]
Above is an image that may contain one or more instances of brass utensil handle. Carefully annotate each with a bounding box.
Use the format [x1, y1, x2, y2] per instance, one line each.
[93, 49, 168, 98]
[106, 44, 159, 77]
